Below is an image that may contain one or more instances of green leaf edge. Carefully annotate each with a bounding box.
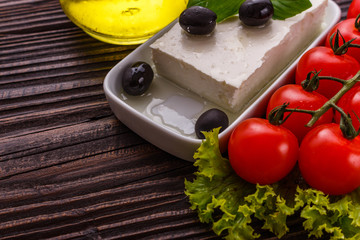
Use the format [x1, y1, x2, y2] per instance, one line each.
[187, 0, 313, 22]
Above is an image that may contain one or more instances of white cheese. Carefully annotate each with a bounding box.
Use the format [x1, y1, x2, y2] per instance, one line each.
[150, 0, 328, 112]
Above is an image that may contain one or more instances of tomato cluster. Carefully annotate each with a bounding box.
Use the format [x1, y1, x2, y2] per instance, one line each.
[228, 10, 360, 196]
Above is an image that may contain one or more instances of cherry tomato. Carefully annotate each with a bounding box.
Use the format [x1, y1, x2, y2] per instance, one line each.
[347, 0, 360, 19]
[325, 18, 360, 63]
[266, 84, 333, 143]
[334, 85, 360, 130]
[295, 46, 360, 99]
[228, 118, 299, 185]
[299, 123, 360, 195]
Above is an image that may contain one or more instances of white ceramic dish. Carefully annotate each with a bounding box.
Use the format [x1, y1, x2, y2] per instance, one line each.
[104, 1, 341, 162]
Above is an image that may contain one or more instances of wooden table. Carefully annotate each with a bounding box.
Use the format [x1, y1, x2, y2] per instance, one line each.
[0, 1, 351, 239]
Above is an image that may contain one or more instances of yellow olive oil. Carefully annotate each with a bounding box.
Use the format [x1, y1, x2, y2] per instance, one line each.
[60, 0, 188, 45]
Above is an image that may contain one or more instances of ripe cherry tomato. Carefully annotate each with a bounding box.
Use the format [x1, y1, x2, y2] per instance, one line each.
[325, 18, 360, 63]
[347, 0, 360, 19]
[295, 46, 360, 99]
[299, 123, 360, 195]
[334, 85, 360, 130]
[266, 84, 333, 143]
[228, 118, 299, 185]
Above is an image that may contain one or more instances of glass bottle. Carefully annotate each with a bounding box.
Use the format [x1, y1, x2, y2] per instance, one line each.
[60, 0, 188, 45]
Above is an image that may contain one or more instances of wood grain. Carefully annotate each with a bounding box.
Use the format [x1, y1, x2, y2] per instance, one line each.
[0, 0, 352, 239]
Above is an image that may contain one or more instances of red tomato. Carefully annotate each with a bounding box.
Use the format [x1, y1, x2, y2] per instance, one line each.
[299, 123, 360, 195]
[325, 18, 360, 63]
[228, 118, 299, 185]
[266, 84, 333, 143]
[347, 0, 360, 19]
[295, 46, 360, 99]
[334, 85, 360, 130]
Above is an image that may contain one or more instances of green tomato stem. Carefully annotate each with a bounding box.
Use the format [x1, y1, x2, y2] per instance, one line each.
[349, 44, 360, 49]
[307, 70, 360, 127]
[355, 14, 360, 30]
[330, 102, 359, 139]
[301, 71, 320, 92]
[284, 108, 315, 116]
[301, 72, 349, 92]
[329, 30, 355, 55]
[318, 76, 348, 84]
[268, 103, 294, 125]
[283, 70, 360, 128]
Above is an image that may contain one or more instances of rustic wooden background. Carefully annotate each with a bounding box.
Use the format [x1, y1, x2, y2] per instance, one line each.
[0, 0, 351, 239]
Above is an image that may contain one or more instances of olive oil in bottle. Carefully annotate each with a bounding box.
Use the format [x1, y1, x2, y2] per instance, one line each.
[60, 0, 188, 45]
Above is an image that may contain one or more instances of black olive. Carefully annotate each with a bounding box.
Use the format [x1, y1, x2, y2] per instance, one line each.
[195, 108, 229, 139]
[179, 6, 217, 35]
[239, 0, 274, 26]
[122, 62, 154, 96]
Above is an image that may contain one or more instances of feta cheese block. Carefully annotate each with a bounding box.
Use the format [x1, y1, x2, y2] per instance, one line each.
[150, 0, 328, 112]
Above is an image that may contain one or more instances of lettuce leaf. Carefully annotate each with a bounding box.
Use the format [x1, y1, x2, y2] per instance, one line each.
[187, 0, 312, 22]
[184, 129, 360, 239]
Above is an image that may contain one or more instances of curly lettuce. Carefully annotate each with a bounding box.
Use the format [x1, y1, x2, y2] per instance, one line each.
[184, 128, 360, 239]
